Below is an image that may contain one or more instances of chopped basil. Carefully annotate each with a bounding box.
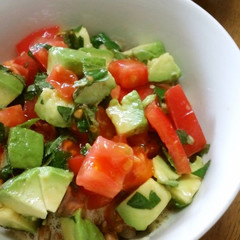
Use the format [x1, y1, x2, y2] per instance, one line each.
[127, 190, 161, 210]
[192, 160, 210, 178]
[154, 86, 166, 104]
[197, 144, 210, 157]
[0, 122, 6, 144]
[162, 146, 175, 169]
[86, 69, 108, 81]
[57, 106, 73, 122]
[0, 165, 13, 181]
[47, 150, 71, 169]
[27, 50, 35, 59]
[80, 143, 91, 156]
[77, 118, 88, 133]
[176, 129, 194, 145]
[61, 25, 84, 49]
[91, 32, 121, 51]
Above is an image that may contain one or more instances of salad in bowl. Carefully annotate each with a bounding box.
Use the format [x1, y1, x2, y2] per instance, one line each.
[0, 24, 210, 240]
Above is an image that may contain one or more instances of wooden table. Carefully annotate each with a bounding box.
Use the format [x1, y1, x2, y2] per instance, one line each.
[194, 1, 240, 239]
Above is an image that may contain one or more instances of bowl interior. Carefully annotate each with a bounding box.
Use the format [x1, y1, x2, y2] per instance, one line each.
[0, 0, 240, 239]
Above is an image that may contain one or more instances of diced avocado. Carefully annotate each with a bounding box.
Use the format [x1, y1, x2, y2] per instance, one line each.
[147, 53, 181, 82]
[124, 41, 166, 62]
[0, 168, 47, 219]
[74, 72, 116, 105]
[0, 69, 24, 107]
[38, 167, 73, 212]
[8, 127, 44, 169]
[35, 88, 74, 128]
[117, 178, 171, 231]
[106, 90, 148, 136]
[0, 205, 39, 233]
[153, 155, 180, 187]
[190, 156, 204, 172]
[167, 174, 202, 207]
[61, 209, 104, 240]
[80, 47, 114, 66]
[47, 47, 88, 75]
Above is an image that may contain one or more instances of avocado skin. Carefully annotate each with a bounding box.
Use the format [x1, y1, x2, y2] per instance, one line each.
[8, 126, 44, 169]
[0, 70, 24, 107]
[61, 209, 104, 240]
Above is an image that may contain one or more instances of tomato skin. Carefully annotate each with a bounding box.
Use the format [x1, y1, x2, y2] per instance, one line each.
[108, 59, 148, 89]
[31, 120, 56, 142]
[96, 106, 116, 140]
[13, 53, 41, 85]
[3, 60, 29, 80]
[145, 102, 191, 174]
[23, 97, 38, 120]
[136, 85, 154, 101]
[16, 26, 60, 54]
[165, 84, 207, 157]
[68, 154, 85, 177]
[47, 65, 77, 101]
[76, 136, 134, 198]
[0, 105, 26, 127]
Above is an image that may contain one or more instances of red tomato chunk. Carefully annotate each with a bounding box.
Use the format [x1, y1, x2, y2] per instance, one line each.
[76, 136, 134, 198]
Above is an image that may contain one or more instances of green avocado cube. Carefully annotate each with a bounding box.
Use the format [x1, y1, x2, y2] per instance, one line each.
[0, 205, 39, 233]
[147, 52, 181, 82]
[124, 41, 166, 62]
[38, 167, 73, 212]
[0, 168, 47, 219]
[117, 178, 171, 231]
[106, 90, 148, 136]
[47, 47, 88, 76]
[8, 127, 44, 169]
[0, 69, 24, 107]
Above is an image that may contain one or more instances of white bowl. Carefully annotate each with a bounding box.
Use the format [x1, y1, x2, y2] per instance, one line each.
[0, 0, 240, 239]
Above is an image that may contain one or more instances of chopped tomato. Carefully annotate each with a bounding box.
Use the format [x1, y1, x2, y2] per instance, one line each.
[31, 120, 56, 142]
[96, 106, 116, 139]
[123, 146, 153, 191]
[85, 190, 112, 210]
[23, 97, 38, 119]
[112, 134, 127, 144]
[13, 53, 41, 85]
[16, 26, 60, 54]
[0, 105, 26, 127]
[68, 154, 85, 176]
[127, 131, 160, 158]
[30, 38, 67, 70]
[3, 60, 29, 80]
[108, 59, 148, 89]
[47, 65, 77, 101]
[110, 85, 131, 102]
[136, 84, 154, 100]
[145, 102, 191, 174]
[165, 84, 207, 157]
[76, 136, 134, 198]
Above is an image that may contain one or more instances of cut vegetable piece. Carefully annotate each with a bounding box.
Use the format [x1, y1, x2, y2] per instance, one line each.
[117, 178, 171, 231]
[165, 84, 207, 156]
[145, 102, 191, 174]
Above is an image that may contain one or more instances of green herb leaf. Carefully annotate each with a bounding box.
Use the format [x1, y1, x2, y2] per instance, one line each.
[0, 123, 6, 144]
[91, 32, 121, 51]
[34, 72, 52, 94]
[127, 190, 161, 210]
[61, 25, 84, 49]
[48, 150, 71, 169]
[80, 143, 91, 156]
[86, 69, 108, 81]
[176, 129, 190, 145]
[57, 106, 73, 122]
[192, 160, 210, 178]
[77, 118, 89, 133]
[0, 165, 13, 181]
[162, 146, 175, 169]
[154, 86, 166, 104]
[197, 144, 210, 157]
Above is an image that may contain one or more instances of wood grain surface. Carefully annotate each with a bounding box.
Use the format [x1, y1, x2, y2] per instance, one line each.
[194, 1, 240, 239]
